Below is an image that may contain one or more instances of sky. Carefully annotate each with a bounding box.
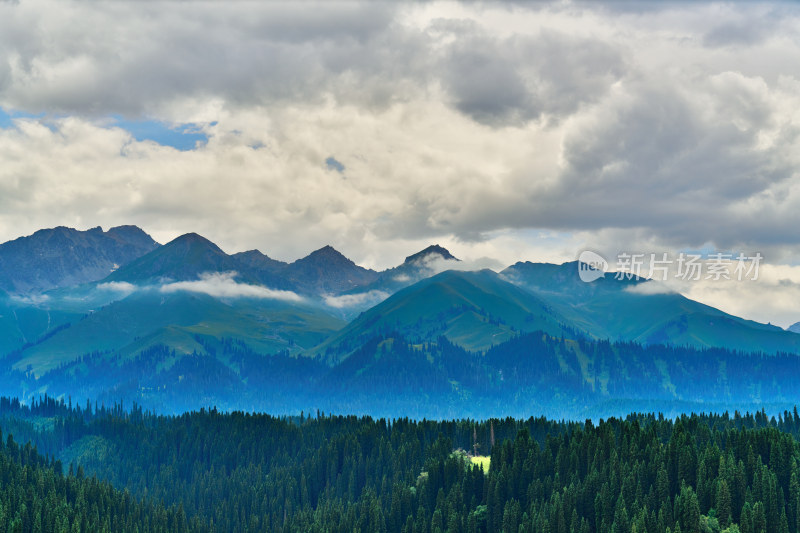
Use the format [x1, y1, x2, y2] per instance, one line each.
[1, 0, 800, 326]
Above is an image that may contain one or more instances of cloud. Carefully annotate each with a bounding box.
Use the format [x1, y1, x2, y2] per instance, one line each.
[442, 35, 538, 127]
[624, 281, 677, 296]
[702, 6, 782, 48]
[0, 1, 411, 117]
[407, 253, 503, 277]
[9, 293, 49, 306]
[323, 290, 389, 309]
[436, 20, 624, 127]
[93, 274, 305, 303]
[96, 281, 137, 297]
[159, 272, 303, 302]
[675, 262, 800, 328]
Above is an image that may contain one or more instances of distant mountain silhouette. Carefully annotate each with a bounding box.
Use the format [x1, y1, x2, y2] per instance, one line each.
[403, 244, 458, 264]
[282, 245, 379, 294]
[105, 232, 246, 284]
[0, 225, 158, 293]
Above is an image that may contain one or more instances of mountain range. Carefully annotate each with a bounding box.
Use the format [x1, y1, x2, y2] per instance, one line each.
[1, 224, 799, 418]
[0, 225, 158, 293]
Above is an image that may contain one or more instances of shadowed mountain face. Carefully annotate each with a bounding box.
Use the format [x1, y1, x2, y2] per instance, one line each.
[282, 245, 379, 294]
[106, 238, 380, 295]
[0, 224, 461, 302]
[0, 225, 159, 294]
[403, 244, 458, 264]
[229, 249, 295, 290]
[231, 249, 287, 274]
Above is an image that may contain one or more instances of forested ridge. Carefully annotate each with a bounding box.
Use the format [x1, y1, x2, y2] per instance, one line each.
[7, 330, 800, 421]
[2, 398, 800, 531]
[0, 427, 194, 532]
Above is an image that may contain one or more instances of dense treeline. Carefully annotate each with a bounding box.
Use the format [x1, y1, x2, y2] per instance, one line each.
[0, 424, 197, 532]
[0, 396, 577, 532]
[5, 397, 800, 531]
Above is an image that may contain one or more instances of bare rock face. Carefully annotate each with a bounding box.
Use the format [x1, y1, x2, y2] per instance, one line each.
[284, 245, 379, 294]
[0, 226, 159, 294]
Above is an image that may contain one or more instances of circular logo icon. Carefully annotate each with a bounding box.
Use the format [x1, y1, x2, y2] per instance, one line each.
[578, 250, 608, 282]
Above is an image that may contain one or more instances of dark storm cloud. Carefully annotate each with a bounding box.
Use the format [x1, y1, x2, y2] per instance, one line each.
[0, 2, 419, 117]
[437, 20, 625, 127]
[704, 22, 772, 48]
[435, 20, 536, 126]
[519, 32, 625, 121]
[445, 40, 538, 126]
[0, 1, 627, 126]
[702, 7, 785, 48]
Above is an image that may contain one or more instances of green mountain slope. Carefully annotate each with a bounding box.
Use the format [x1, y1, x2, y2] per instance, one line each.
[502, 260, 800, 354]
[283, 245, 379, 294]
[10, 290, 345, 376]
[0, 291, 81, 357]
[104, 232, 248, 284]
[312, 269, 570, 362]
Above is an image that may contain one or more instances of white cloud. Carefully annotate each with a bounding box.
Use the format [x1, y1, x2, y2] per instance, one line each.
[407, 253, 503, 277]
[96, 281, 136, 297]
[324, 290, 390, 309]
[9, 293, 49, 306]
[159, 272, 303, 302]
[680, 263, 800, 329]
[624, 281, 677, 296]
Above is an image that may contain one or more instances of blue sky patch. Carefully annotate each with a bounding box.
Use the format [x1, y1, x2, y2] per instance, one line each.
[1, 109, 207, 151]
[114, 117, 208, 151]
[0, 108, 12, 129]
[0, 107, 46, 129]
[326, 156, 345, 173]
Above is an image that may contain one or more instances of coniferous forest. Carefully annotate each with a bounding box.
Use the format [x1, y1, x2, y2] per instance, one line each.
[2, 397, 800, 532]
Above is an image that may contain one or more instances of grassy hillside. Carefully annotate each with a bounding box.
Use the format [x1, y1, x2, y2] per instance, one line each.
[312, 269, 570, 363]
[10, 290, 345, 376]
[503, 260, 800, 354]
[0, 292, 81, 357]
